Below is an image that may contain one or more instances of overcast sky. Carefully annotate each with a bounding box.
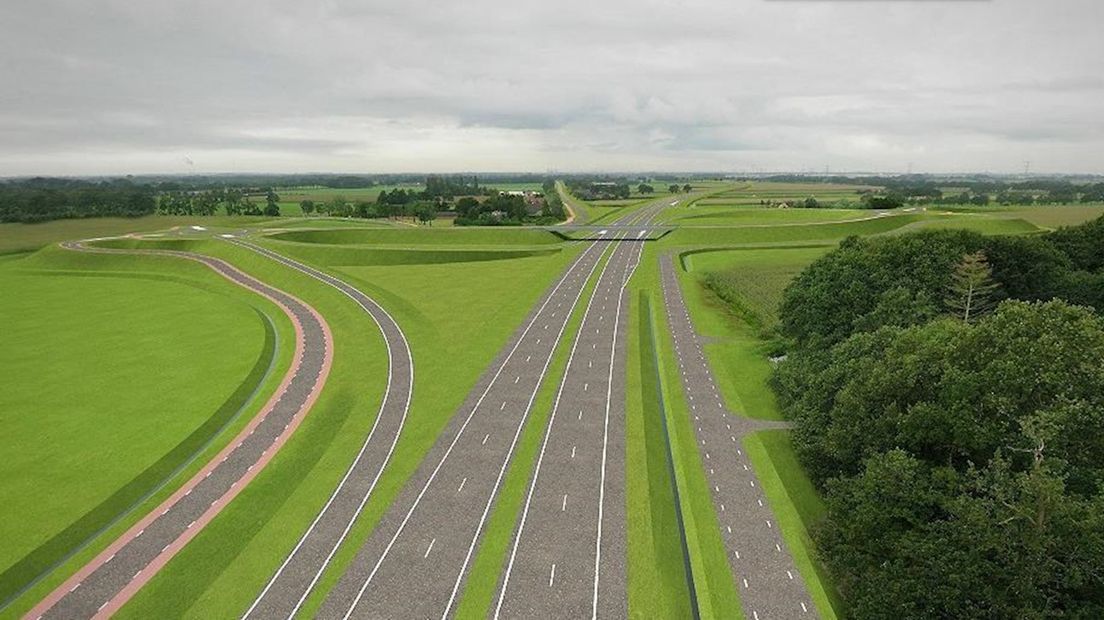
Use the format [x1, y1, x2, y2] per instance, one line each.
[1, 0, 1102, 176]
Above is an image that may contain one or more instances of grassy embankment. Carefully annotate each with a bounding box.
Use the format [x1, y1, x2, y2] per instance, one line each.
[0, 244, 294, 617]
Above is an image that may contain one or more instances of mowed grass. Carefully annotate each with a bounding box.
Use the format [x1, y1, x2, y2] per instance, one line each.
[109, 236, 583, 618]
[662, 206, 876, 227]
[0, 215, 282, 255]
[268, 227, 562, 247]
[0, 247, 291, 613]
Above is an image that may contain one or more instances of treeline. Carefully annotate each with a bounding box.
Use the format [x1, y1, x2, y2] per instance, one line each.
[0, 185, 156, 223]
[768, 218, 1104, 616]
[157, 189, 280, 217]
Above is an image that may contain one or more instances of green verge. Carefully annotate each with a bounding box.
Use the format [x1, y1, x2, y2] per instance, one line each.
[1, 244, 296, 620]
[627, 291, 695, 618]
[638, 246, 743, 620]
[453, 242, 614, 618]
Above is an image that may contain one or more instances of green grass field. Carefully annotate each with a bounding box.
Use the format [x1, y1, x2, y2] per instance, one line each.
[0, 245, 295, 613]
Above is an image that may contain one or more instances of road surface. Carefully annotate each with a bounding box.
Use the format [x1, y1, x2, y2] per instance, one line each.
[659, 254, 817, 619]
[26, 241, 333, 620]
[232, 240, 414, 620]
[316, 199, 669, 619]
[491, 202, 669, 619]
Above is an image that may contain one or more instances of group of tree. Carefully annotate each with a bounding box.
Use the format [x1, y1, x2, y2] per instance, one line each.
[766, 218, 1104, 616]
[156, 188, 280, 217]
[453, 191, 563, 226]
[0, 184, 156, 223]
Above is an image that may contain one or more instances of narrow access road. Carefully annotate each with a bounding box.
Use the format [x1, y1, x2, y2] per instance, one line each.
[232, 240, 414, 620]
[491, 200, 670, 619]
[26, 241, 333, 620]
[659, 255, 817, 619]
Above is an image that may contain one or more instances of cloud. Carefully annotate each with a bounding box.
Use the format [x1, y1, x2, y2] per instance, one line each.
[0, 0, 1102, 175]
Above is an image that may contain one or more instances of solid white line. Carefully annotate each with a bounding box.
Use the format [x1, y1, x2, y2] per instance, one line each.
[340, 236, 608, 620]
[496, 203, 665, 619]
[237, 242, 416, 620]
[493, 238, 626, 618]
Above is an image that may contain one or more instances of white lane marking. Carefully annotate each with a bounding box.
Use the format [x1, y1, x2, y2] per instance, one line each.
[424, 538, 436, 558]
[526, 355, 531, 362]
[584, 382, 589, 391]
[743, 578, 749, 589]
[721, 504, 726, 512]
[787, 570, 794, 580]
[776, 543, 782, 552]
[562, 494, 568, 511]
[727, 526, 732, 534]
[495, 226, 651, 619]
[571, 446, 576, 458]
[578, 410, 584, 420]
[766, 520, 773, 528]
[482, 434, 490, 445]
[458, 477, 467, 493]
[501, 401, 507, 411]
[802, 602, 809, 613]
[735, 550, 741, 559]
[435, 240, 616, 620]
[514, 376, 520, 384]
[549, 563, 557, 587]
[758, 499, 763, 507]
[753, 612, 760, 620]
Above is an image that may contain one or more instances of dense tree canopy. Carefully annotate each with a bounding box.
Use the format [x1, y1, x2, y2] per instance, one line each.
[769, 217, 1104, 617]
[0, 186, 156, 222]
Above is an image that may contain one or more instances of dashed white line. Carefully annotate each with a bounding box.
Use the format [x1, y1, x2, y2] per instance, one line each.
[424, 538, 436, 558]
[457, 477, 467, 493]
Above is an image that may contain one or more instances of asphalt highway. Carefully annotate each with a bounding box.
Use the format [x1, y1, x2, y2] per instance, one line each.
[316, 199, 670, 619]
[27, 242, 333, 620]
[659, 255, 817, 619]
[231, 240, 415, 620]
[491, 202, 669, 619]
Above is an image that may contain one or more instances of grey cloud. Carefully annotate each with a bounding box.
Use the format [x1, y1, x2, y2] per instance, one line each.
[0, 0, 1102, 174]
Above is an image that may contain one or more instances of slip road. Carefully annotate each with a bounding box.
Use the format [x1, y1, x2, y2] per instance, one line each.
[492, 200, 669, 619]
[26, 241, 333, 620]
[233, 240, 414, 620]
[316, 200, 667, 619]
[660, 255, 817, 619]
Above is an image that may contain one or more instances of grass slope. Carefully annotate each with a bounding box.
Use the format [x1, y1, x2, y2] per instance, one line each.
[0, 246, 294, 616]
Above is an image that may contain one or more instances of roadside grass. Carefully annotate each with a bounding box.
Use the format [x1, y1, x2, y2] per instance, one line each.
[0, 215, 282, 254]
[662, 207, 872, 226]
[0, 245, 295, 618]
[113, 236, 585, 618]
[636, 246, 744, 620]
[625, 290, 694, 619]
[661, 212, 926, 246]
[267, 227, 562, 247]
[933, 204, 1104, 228]
[452, 244, 612, 619]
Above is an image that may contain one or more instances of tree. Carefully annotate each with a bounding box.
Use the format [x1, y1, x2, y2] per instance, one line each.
[638, 183, 654, 194]
[945, 251, 1000, 322]
[682, 183, 692, 193]
[416, 205, 437, 226]
[328, 195, 348, 217]
[804, 196, 819, 209]
[263, 200, 281, 217]
[300, 199, 315, 215]
[668, 184, 680, 194]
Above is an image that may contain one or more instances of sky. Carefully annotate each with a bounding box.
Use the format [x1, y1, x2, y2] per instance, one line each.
[1, 0, 1102, 176]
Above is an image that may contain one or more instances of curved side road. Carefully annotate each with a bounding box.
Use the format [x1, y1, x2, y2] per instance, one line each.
[231, 239, 414, 620]
[25, 241, 334, 620]
[659, 254, 816, 619]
